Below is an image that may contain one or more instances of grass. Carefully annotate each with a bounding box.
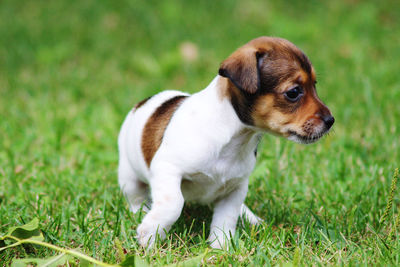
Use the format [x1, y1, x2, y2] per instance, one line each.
[0, 0, 399, 265]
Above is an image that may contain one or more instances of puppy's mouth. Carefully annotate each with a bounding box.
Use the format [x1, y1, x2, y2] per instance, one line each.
[287, 130, 327, 144]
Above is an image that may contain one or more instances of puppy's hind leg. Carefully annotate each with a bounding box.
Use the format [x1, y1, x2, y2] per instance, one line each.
[118, 157, 149, 213]
[137, 166, 184, 248]
[240, 204, 262, 225]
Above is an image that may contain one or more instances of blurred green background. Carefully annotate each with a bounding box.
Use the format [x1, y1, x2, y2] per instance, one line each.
[0, 0, 399, 265]
[1, 0, 399, 164]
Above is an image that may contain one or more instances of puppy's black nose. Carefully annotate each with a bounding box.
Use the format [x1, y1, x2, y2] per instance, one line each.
[323, 115, 335, 129]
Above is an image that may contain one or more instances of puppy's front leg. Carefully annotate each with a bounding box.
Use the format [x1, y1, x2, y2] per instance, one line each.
[208, 180, 248, 249]
[137, 165, 184, 247]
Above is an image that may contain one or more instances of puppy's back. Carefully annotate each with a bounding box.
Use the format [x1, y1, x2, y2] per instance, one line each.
[118, 90, 189, 181]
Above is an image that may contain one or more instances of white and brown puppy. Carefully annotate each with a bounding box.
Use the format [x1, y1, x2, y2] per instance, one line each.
[118, 36, 334, 249]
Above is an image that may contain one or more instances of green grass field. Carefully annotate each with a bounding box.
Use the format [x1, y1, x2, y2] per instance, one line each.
[1, 0, 399, 265]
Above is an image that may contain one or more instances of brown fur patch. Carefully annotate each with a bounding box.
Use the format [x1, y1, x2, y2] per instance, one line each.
[219, 46, 263, 94]
[141, 95, 188, 167]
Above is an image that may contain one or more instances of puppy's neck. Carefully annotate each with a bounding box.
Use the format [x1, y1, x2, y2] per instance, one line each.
[216, 76, 257, 127]
[198, 76, 259, 139]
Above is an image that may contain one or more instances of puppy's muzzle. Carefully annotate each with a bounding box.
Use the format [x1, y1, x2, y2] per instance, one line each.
[288, 112, 334, 144]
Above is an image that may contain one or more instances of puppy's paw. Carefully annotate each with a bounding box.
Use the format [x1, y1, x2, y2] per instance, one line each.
[136, 220, 166, 248]
[137, 223, 156, 248]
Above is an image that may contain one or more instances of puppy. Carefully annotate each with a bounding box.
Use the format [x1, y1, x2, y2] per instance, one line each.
[118, 36, 334, 249]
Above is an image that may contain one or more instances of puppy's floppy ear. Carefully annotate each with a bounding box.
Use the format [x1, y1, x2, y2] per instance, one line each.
[219, 48, 265, 94]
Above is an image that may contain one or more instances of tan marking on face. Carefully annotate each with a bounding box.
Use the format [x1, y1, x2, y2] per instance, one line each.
[141, 95, 187, 167]
[297, 70, 309, 86]
[252, 94, 293, 135]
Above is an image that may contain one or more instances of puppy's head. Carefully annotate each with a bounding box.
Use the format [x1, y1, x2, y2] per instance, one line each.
[219, 36, 334, 144]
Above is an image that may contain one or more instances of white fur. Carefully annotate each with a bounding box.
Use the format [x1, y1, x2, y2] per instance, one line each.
[118, 76, 262, 249]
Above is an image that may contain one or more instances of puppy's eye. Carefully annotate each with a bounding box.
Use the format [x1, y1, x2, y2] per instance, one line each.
[284, 86, 303, 102]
